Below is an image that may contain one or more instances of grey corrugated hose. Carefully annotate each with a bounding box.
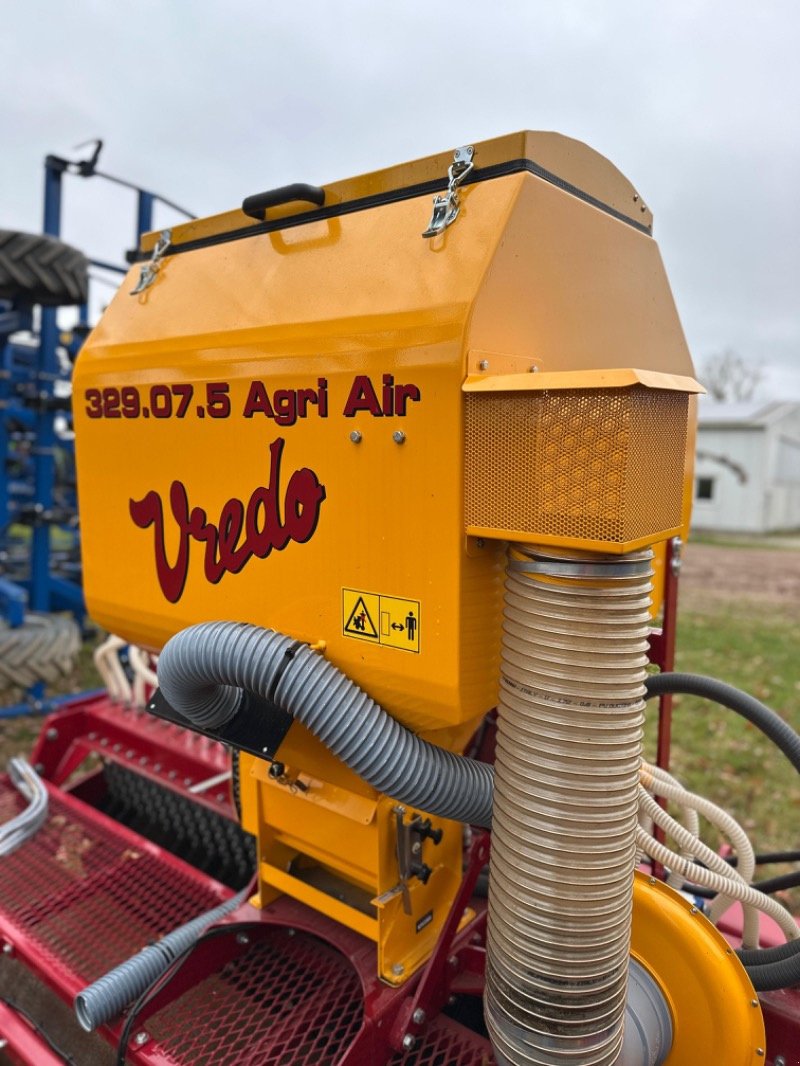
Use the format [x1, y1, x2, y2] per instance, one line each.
[74, 888, 248, 1031]
[156, 621, 494, 827]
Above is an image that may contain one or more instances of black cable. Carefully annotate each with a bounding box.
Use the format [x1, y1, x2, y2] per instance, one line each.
[727, 850, 800, 868]
[1, 994, 76, 1064]
[115, 923, 247, 1066]
[750, 870, 800, 895]
[644, 672, 800, 775]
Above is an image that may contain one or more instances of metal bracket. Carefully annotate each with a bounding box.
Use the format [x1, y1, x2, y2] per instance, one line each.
[380, 807, 443, 914]
[422, 146, 474, 238]
[130, 229, 171, 295]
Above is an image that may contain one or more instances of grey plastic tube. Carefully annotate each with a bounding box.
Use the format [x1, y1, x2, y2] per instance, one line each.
[75, 888, 248, 1031]
[156, 621, 494, 827]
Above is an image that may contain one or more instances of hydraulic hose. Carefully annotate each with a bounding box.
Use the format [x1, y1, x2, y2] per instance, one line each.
[75, 888, 248, 1031]
[644, 672, 800, 775]
[157, 622, 494, 828]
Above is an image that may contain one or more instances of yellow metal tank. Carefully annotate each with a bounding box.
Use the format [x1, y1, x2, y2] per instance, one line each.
[73, 131, 699, 740]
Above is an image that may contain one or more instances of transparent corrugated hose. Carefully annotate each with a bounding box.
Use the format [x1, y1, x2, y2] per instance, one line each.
[485, 545, 653, 1066]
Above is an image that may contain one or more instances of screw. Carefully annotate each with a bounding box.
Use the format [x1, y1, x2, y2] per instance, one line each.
[475, 538, 485, 549]
[286, 928, 296, 937]
[133, 1031, 149, 1047]
[755, 1050, 764, 1058]
[392, 430, 406, 444]
[402, 1034, 416, 1051]
[236, 932, 250, 945]
[529, 364, 539, 373]
[690, 906, 698, 914]
[391, 963, 405, 976]
[0, 1038, 7, 1050]
[411, 841, 421, 855]
[412, 1008, 426, 1025]
[774, 1057, 786, 1065]
[2, 943, 13, 956]
[478, 359, 489, 371]
[447, 995, 456, 1006]
[648, 877, 656, 885]
[45, 727, 59, 741]
[633, 194, 639, 202]
[349, 430, 362, 444]
[448, 955, 458, 969]
[751, 999, 759, 1008]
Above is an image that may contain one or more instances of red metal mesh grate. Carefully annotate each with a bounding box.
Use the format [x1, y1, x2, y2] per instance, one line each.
[391, 1016, 495, 1066]
[147, 927, 363, 1065]
[0, 776, 227, 984]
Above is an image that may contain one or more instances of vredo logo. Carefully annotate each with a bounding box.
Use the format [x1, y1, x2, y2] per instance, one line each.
[129, 438, 326, 603]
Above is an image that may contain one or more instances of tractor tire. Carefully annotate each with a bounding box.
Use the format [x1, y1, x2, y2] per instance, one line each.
[0, 229, 89, 307]
[0, 613, 82, 691]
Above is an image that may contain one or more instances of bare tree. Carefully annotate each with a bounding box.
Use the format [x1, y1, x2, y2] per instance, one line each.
[699, 348, 764, 403]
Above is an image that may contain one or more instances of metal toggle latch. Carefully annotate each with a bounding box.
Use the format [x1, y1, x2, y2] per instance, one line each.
[130, 229, 172, 295]
[421, 146, 475, 238]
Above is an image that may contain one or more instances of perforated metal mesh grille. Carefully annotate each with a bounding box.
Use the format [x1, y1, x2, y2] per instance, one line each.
[464, 386, 689, 546]
[0, 776, 227, 984]
[147, 926, 494, 1065]
[147, 928, 363, 1065]
[389, 1015, 496, 1065]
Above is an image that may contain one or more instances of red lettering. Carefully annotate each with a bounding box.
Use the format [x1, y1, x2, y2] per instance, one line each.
[129, 438, 326, 603]
[395, 383, 421, 414]
[343, 375, 383, 417]
[243, 381, 274, 419]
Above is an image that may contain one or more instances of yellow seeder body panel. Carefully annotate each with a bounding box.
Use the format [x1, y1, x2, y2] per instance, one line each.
[74, 131, 698, 735]
[74, 133, 701, 972]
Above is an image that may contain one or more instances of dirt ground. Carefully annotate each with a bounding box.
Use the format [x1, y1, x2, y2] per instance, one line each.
[679, 540, 800, 616]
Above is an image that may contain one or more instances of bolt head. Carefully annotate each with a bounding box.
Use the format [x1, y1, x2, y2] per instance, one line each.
[392, 430, 406, 444]
[133, 1031, 149, 1047]
[2, 943, 13, 956]
[235, 932, 249, 945]
[349, 430, 362, 443]
[402, 1034, 416, 1051]
[478, 359, 489, 371]
[45, 727, 59, 741]
[391, 963, 405, 976]
[412, 1008, 426, 1025]
[529, 364, 539, 373]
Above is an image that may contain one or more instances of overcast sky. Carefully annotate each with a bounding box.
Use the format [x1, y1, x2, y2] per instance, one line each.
[3, 1, 799, 396]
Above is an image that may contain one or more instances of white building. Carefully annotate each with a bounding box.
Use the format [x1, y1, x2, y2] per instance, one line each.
[692, 398, 800, 533]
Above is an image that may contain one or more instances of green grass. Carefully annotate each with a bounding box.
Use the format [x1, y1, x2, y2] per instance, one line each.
[644, 602, 800, 909]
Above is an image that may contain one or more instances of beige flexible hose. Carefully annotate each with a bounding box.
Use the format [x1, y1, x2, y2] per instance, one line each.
[485, 546, 653, 1066]
[636, 827, 799, 942]
[639, 762, 758, 937]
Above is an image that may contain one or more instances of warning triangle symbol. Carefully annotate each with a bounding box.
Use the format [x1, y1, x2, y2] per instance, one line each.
[344, 596, 379, 639]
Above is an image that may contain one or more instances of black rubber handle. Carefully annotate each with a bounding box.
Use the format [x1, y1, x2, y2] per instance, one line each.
[242, 183, 325, 221]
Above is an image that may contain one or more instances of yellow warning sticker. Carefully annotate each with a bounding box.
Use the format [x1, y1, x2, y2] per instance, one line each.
[342, 589, 420, 653]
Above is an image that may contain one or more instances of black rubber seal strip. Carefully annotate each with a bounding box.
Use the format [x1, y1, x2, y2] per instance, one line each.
[135, 157, 651, 262]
